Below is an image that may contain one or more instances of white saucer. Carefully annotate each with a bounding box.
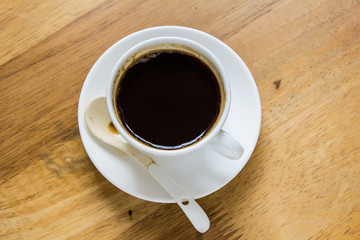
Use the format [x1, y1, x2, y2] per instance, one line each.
[78, 26, 261, 203]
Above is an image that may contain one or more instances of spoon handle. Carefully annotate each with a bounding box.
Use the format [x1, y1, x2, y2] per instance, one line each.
[148, 164, 210, 233]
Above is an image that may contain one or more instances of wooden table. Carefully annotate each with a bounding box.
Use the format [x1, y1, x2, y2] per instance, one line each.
[1, 0, 359, 239]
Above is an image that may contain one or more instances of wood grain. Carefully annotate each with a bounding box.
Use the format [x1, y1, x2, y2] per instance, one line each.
[0, 0, 106, 65]
[1, 0, 359, 239]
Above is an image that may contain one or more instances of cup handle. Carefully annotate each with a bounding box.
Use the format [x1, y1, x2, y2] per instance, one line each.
[209, 130, 244, 160]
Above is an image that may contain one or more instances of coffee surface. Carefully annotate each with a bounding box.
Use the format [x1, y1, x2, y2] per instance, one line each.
[116, 50, 221, 149]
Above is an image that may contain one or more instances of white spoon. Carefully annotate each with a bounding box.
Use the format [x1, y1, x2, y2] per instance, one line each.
[85, 96, 210, 233]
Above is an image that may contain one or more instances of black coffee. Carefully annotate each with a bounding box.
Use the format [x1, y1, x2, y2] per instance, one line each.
[115, 49, 221, 149]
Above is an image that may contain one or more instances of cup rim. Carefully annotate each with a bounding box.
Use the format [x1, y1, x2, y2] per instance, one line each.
[106, 36, 231, 157]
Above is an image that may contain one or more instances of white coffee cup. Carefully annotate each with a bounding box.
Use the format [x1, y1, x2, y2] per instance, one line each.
[107, 37, 243, 159]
